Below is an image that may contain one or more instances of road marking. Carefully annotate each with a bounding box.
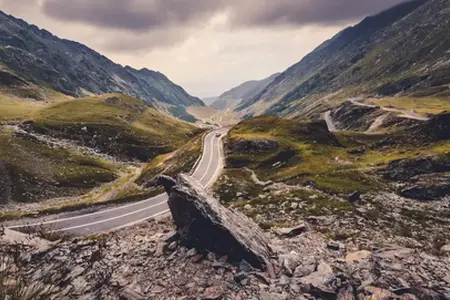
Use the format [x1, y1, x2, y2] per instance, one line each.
[110, 209, 170, 231]
[50, 200, 168, 233]
[7, 132, 216, 230]
[204, 132, 225, 187]
[7, 129, 225, 234]
[7, 194, 167, 229]
[192, 132, 214, 177]
[199, 133, 216, 184]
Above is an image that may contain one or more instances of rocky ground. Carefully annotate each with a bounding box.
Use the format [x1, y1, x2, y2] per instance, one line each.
[1, 175, 450, 300]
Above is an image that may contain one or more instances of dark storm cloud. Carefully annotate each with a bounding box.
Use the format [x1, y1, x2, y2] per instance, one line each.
[41, 0, 409, 31]
[41, 0, 225, 31]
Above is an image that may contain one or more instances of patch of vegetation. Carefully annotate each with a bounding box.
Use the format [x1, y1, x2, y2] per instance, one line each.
[30, 94, 202, 161]
[369, 96, 450, 116]
[224, 116, 450, 197]
[136, 133, 205, 186]
[0, 133, 118, 204]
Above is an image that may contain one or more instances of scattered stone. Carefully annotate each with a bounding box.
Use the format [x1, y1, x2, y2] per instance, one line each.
[348, 191, 361, 204]
[186, 248, 197, 258]
[239, 259, 254, 273]
[358, 286, 400, 300]
[274, 224, 307, 238]
[327, 241, 345, 251]
[440, 244, 450, 254]
[202, 286, 223, 300]
[168, 241, 178, 251]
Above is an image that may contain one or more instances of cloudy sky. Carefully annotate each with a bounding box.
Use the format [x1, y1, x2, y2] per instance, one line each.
[0, 0, 406, 98]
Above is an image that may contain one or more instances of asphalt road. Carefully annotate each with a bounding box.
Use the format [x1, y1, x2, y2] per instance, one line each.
[6, 128, 228, 236]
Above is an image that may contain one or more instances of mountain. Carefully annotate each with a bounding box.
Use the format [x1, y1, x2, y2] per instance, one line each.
[0, 10, 204, 120]
[238, 0, 450, 118]
[202, 97, 219, 106]
[211, 73, 279, 110]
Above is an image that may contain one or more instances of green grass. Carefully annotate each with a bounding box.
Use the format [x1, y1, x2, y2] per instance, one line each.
[30, 94, 202, 161]
[369, 96, 450, 115]
[0, 133, 119, 204]
[136, 133, 205, 186]
[224, 116, 450, 195]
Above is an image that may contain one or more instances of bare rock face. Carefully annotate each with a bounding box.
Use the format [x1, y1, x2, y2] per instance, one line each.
[159, 174, 274, 271]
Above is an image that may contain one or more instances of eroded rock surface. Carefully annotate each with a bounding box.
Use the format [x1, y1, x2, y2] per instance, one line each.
[160, 174, 274, 271]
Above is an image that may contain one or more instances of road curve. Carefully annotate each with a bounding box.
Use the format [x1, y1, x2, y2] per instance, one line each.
[5, 128, 229, 236]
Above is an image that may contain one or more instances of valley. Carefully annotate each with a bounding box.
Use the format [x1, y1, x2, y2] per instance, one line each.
[1, 0, 450, 299]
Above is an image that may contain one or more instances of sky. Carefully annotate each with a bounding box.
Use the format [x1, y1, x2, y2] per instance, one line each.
[0, 0, 407, 98]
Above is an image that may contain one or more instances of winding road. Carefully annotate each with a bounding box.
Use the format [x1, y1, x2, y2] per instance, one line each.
[5, 128, 228, 236]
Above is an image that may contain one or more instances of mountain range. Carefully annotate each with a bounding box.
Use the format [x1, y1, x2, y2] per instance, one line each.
[209, 73, 280, 110]
[0, 10, 204, 121]
[238, 0, 450, 118]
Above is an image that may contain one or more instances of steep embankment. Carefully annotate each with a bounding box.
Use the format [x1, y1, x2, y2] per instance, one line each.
[239, 0, 450, 119]
[0, 10, 204, 120]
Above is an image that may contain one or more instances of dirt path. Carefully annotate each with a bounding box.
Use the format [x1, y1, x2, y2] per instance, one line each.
[349, 99, 430, 121]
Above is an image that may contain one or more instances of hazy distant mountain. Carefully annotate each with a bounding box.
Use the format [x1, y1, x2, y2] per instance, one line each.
[211, 73, 279, 110]
[202, 97, 219, 106]
[0, 10, 204, 120]
[237, 0, 450, 117]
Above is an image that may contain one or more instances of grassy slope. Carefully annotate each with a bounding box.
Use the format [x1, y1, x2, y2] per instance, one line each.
[0, 91, 203, 208]
[368, 96, 450, 116]
[31, 94, 201, 160]
[224, 116, 450, 195]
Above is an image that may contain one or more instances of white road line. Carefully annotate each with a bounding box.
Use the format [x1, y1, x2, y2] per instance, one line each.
[199, 133, 216, 183]
[204, 134, 224, 187]
[7, 132, 215, 230]
[7, 129, 224, 233]
[110, 209, 170, 231]
[6, 194, 167, 229]
[50, 200, 168, 233]
[192, 132, 214, 178]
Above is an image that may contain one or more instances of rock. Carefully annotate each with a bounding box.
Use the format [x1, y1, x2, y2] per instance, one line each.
[0, 229, 53, 252]
[120, 284, 146, 300]
[157, 175, 177, 195]
[290, 202, 299, 209]
[186, 248, 197, 258]
[298, 261, 335, 294]
[239, 259, 254, 273]
[327, 241, 345, 251]
[202, 286, 223, 300]
[159, 174, 274, 271]
[358, 286, 400, 300]
[168, 241, 178, 251]
[244, 204, 253, 211]
[279, 252, 301, 276]
[348, 191, 361, 204]
[274, 224, 307, 238]
[345, 250, 372, 262]
[338, 285, 356, 300]
[164, 230, 180, 243]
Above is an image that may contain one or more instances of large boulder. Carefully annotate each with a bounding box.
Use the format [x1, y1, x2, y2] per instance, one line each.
[158, 174, 274, 272]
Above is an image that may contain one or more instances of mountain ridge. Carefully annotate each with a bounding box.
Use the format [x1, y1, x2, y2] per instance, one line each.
[0, 10, 204, 119]
[237, 0, 449, 118]
[211, 73, 280, 110]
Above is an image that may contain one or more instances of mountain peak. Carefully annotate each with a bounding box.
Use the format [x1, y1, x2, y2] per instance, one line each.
[0, 10, 203, 118]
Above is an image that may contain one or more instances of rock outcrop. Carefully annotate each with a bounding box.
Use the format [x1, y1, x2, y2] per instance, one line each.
[159, 174, 274, 272]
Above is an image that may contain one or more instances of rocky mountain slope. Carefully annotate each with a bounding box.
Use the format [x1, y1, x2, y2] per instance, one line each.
[0, 10, 204, 120]
[211, 73, 279, 110]
[239, 0, 450, 119]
